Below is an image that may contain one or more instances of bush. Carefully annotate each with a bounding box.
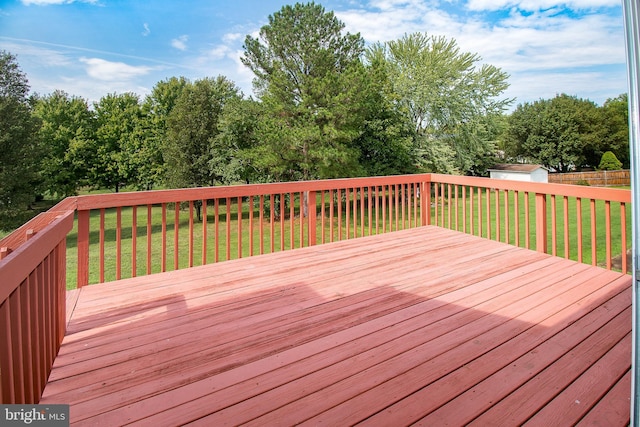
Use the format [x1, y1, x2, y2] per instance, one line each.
[598, 151, 623, 171]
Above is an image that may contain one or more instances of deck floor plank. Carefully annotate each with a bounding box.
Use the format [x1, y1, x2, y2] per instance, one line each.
[39, 226, 632, 426]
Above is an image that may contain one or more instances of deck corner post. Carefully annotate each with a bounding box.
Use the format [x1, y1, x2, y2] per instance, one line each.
[77, 209, 90, 288]
[308, 190, 317, 246]
[535, 193, 547, 253]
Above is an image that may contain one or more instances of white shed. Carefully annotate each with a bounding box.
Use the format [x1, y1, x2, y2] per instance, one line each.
[488, 164, 549, 183]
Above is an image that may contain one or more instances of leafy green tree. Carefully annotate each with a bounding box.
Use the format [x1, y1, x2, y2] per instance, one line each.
[353, 52, 415, 176]
[163, 76, 241, 188]
[370, 33, 511, 174]
[598, 151, 623, 170]
[141, 77, 189, 188]
[505, 94, 603, 172]
[213, 97, 264, 184]
[241, 2, 367, 181]
[0, 51, 41, 229]
[600, 94, 629, 168]
[89, 92, 143, 192]
[33, 90, 95, 197]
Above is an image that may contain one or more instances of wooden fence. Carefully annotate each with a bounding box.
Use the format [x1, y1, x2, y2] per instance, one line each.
[548, 170, 630, 187]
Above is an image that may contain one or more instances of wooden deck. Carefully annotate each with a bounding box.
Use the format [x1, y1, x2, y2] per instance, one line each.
[40, 225, 632, 426]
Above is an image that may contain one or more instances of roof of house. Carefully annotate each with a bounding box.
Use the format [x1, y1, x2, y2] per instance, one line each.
[488, 163, 548, 173]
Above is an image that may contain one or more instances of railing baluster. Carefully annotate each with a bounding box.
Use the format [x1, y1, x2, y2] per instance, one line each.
[503, 190, 509, 244]
[300, 192, 305, 247]
[146, 205, 152, 275]
[329, 190, 334, 243]
[116, 207, 122, 280]
[621, 202, 628, 273]
[188, 201, 194, 268]
[279, 193, 285, 251]
[360, 187, 365, 237]
[486, 188, 491, 240]
[260, 195, 265, 255]
[551, 195, 557, 256]
[576, 197, 583, 263]
[563, 196, 570, 259]
[238, 196, 243, 259]
[524, 192, 530, 249]
[368, 187, 373, 235]
[495, 189, 501, 243]
[132, 205, 137, 277]
[606, 200, 612, 270]
[345, 188, 351, 240]
[161, 203, 167, 272]
[202, 199, 208, 265]
[214, 198, 220, 263]
[535, 193, 547, 253]
[99, 209, 105, 283]
[289, 193, 295, 250]
[249, 196, 254, 256]
[590, 199, 597, 266]
[174, 203, 179, 270]
[226, 198, 231, 260]
[514, 191, 520, 247]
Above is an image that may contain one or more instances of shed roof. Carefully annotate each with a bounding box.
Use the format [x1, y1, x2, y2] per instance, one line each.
[488, 164, 548, 173]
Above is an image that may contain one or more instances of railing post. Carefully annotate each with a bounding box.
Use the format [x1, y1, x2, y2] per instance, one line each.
[77, 209, 90, 288]
[308, 191, 317, 246]
[535, 193, 548, 253]
[421, 179, 430, 226]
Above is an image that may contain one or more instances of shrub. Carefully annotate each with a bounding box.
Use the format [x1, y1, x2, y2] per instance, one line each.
[598, 151, 623, 171]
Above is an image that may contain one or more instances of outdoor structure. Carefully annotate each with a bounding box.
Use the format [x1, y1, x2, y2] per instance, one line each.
[489, 163, 549, 183]
[0, 173, 633, 424]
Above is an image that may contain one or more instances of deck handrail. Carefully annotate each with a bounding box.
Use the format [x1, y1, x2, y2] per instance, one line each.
[429, 174, 631, 272]
[0, 173, 632, 404]
[0, 209, 74, 404]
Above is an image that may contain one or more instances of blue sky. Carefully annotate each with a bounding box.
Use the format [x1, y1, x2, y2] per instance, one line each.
[0, 0, 627, 108]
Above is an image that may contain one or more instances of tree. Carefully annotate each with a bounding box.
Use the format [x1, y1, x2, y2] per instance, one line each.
[505, 94, 603, 172]
[353, 52, 415, 176]
[600, 94, 629, 168]
[163, 76, 241, 189]
[0, 51, 41, 229]
[88, 92, 143, 192]
[241, 2, 367, 181]
[598, 151, 623, 170]
[33, 90, 95, 197]
[141, 77, 189, 188]
[212, 97, 263, 184]
[370, 33, 511, 174]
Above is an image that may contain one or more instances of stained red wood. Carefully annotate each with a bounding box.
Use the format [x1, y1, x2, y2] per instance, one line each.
[39, 226, 631, 426]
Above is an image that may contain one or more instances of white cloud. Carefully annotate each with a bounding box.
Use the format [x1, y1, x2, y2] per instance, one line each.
[223, 32, 243, 43]
[207, 45, 231, 60]
[142, 23, 150, 37]
[171, 35, 189, 51]
[337, 0, 625, 105]
[80, 57, 154, 81]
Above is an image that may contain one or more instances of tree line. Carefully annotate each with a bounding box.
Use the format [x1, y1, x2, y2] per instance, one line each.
[0, 2, 629, 230]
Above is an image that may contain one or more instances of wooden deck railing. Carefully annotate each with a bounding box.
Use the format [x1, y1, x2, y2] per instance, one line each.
[0, 201, 74, 404]
[429, 174, 631, 272]
[0, 173, 632, 404]
[71, 175, 429, 287]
